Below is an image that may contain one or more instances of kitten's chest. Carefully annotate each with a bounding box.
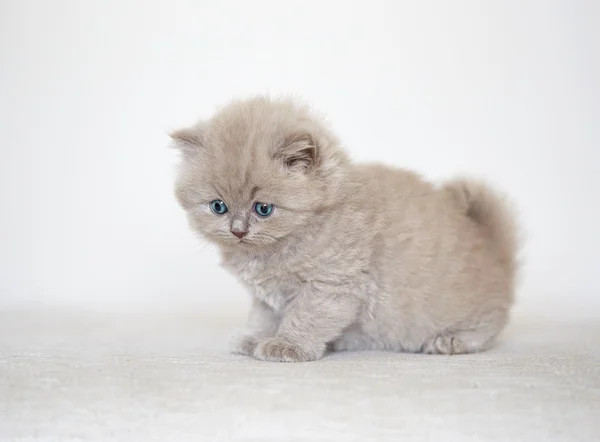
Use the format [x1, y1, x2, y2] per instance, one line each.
[224, 255, 300, 312]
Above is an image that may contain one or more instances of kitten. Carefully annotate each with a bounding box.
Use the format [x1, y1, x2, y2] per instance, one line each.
[171, 97, 519, 362]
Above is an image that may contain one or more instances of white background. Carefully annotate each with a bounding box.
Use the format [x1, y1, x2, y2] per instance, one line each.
[1, 0, 598, 315]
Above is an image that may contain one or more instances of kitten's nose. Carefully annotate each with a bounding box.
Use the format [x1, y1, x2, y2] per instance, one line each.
[231, 230, 247, 239]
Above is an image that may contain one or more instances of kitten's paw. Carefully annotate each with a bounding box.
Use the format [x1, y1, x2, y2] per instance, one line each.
[422, 335, 468, 355]
[230, 334, 260, 356]
[422, 328, 499, 355]
[253, 338, 320, 362]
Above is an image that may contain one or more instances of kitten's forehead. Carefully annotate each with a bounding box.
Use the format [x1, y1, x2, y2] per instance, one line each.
[181, 97, 331, 209]
[201, 104, 290, 202]
[206, 97, 309, 158]
[203, 139, 280, 206]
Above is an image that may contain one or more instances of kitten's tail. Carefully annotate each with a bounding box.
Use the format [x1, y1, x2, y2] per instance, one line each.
[444, 179, 520, 266]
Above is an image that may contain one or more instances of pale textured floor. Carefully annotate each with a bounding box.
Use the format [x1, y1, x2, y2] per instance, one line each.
[1, 308, 599, 442]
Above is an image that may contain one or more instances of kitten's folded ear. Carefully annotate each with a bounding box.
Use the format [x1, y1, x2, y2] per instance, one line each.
[169, 123, 205, 154]
[275, 133, 319, 173]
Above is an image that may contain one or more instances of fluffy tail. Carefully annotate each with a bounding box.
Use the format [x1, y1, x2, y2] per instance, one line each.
[444, 178, 520, 266]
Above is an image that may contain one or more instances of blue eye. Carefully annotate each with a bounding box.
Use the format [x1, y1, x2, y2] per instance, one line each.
[254, 202, 273, 217]
[209, 200, 228, 215]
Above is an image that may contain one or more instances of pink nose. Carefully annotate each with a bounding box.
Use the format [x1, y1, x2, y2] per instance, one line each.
[231, 230, 247, 239]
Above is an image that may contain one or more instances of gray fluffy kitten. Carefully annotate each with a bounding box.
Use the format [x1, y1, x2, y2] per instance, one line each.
[172, 97, 519, 362]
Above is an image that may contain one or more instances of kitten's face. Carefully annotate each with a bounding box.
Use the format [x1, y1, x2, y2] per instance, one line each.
[176, 150, 323, 249]
[172, 98, 346, 251]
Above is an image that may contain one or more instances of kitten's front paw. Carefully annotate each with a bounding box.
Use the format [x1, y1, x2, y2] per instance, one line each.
[253, 338, 320, 363]
[230, 334, 260, 356]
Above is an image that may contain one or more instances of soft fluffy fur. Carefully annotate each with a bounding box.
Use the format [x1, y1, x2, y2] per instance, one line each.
[172, 97, 519, 362]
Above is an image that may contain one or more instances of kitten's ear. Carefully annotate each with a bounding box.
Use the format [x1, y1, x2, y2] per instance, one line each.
[275, 133, 319, 173]
[169, 123, 205, 154]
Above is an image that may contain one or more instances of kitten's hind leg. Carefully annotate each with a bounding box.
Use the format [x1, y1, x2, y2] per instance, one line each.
[421, 326, 502, 355]
[422, 308, 509, 355]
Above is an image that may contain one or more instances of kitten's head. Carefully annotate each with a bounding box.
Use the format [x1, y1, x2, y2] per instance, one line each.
[171, 97, 349, 250]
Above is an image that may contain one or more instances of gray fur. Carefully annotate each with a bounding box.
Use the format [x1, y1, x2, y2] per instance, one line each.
[172, 97, 519, 362]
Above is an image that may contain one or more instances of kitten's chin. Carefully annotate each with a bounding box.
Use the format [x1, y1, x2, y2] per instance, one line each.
[233, 238, 276, 250]
[197, 229, 283, 251]
[223, 237, 283, 253]
[206, 236, 268, 251]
